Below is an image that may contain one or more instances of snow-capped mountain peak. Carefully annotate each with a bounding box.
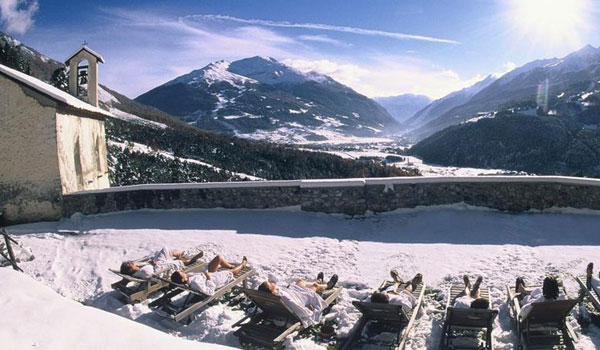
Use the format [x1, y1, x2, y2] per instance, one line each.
[228, 56, 324, 85]
[167, 60, 258, 89]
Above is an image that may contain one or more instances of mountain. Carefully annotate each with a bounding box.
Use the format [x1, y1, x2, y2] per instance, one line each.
[0, 31, 62, 81]
[406, 75, 497, 130]
[374, 94, 431, 123]
[412, 45, 600, 139]
[409, 75, 600, 176]
[1, 33, 416, 185]
[408, 112, 600, 176]
[135, 56, 402, 143]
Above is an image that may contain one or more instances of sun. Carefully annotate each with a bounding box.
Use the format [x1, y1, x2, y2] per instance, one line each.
[509, 0, 591, 48]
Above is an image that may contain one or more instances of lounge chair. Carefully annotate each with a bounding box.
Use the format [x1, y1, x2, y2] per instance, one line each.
[109, 257, 206, 303]
[233, 286, 343, 348]
[506, 285, 578, 350]
[575, 275, 600, 312]
[343, 279, 426, 350]
[152, 265, 256, 324]
[439, 284, 498, 349]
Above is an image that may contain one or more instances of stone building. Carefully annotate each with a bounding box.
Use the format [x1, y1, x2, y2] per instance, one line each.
[0, 47, 111, 224]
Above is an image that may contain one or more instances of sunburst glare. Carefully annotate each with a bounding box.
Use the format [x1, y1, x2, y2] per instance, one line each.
[508, 0, 593, 50]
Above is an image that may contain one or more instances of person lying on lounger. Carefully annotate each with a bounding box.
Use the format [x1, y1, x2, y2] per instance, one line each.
[258, 272, 339, 327]
[171, 255, 248, 296]
[453, 275, 490, 309]
[120, 247, 204, 279]
[515, 275, 563, 319]
[370, 270, 423, 313]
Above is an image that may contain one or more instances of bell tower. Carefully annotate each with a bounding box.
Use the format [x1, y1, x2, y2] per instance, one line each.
[65, 44, 104, 107]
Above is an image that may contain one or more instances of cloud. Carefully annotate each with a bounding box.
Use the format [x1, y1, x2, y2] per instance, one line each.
[297, 34, 351, 47]
[493, 61, 518, 78]
[186, 14, 460, 44]
[284, 56, 488, 99]
[0, 0, 38, 35]
[30, 8, 473, 100]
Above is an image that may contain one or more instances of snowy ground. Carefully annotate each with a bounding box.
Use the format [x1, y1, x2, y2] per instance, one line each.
[311, 143, 524, 176]
[5, 205, 600, 349]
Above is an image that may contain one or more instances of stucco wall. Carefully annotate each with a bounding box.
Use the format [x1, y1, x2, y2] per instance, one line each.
[62, 176, 600, 218]
[56, 112, 109, 194]
[0, 75, 63, 223]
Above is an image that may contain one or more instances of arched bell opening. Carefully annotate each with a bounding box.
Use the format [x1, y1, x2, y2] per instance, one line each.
[76, 59, 89, 98]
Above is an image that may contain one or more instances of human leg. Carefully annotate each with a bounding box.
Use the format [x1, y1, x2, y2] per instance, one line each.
[207, 255, 236, 272]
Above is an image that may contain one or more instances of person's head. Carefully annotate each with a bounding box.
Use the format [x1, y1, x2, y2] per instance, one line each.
[542, 276, 560, 300]
[120, 261, 139, 276]
[171, 271, 188, 284]
[470, 298, 490, 309]
[371, 292, 390, 304]
[258, 280, 277, 294]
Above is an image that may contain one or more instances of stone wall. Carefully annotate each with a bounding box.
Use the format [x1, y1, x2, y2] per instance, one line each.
[0, 75, 64, 223]
[62, 176, 600, 218]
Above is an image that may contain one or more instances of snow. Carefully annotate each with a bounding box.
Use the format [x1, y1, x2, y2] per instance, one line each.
[0, 268, 236, 350]
[108, 108, 168, 129]
[70, 175, 600, 195]
[0, 63, 112, 118]
[289, 109, 308, 114]
[391, 155, 525, 176]
[202, 61, 258, 88]
[65, 45, 105, 64]
[5, 204, 600, 349]
[314, 115, 346, 127]
[108, 140, 263, 181]
[222, 112, 263, 120]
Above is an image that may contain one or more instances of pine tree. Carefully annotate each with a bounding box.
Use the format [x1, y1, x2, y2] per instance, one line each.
[51, 67, 69, 92]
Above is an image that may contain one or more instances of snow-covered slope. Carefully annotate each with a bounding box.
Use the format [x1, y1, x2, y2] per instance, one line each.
[374, 94, 432, 123]
[7, 206, 600, 349]
[136, 56, 402, 143]
[407, 75, 497, 130]
[0, 268, 237, 350]
[412, 45, 600, 139]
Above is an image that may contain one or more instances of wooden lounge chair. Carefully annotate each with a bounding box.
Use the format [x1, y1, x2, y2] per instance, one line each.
[343, 279, 426, 350]
[575, 275, 600, 312]
[233, 286, 343, 348]
[439, 284, 498, 349]
[109, 257, 206, 303]
[506, 285, 578, 350]
[152, 266, 256, 324]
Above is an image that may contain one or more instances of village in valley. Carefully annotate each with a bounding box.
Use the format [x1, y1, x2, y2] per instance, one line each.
[3, 1, 600, 350]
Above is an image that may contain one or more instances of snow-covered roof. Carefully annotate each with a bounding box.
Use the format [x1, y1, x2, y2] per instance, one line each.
[65, 45, 105, 64]
[0, 63, 112, 118]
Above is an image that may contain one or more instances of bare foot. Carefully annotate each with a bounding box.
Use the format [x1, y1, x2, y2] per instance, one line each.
[411, 273, 423, 289]
[390, 270, 403, 283]
[241, 256, 248, 268]
[471, 276, 483, 297]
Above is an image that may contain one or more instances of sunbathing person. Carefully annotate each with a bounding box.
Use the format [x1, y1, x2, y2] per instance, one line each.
[453, 275, 490, 309]
[257, 272, 339, 327]
[171, 255, 248, 296]
[515, 275, 564, 318]
[120, 247, 203, 279]
[370, 271, 423, 314]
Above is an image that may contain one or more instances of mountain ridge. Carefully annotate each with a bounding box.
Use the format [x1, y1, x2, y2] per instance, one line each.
[136, 56, 402, 143]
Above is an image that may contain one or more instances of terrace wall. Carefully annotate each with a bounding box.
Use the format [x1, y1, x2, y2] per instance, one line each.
[62, 176, 600, 217]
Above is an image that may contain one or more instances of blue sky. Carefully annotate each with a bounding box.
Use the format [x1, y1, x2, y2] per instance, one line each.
[2, 0, 599, 99]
